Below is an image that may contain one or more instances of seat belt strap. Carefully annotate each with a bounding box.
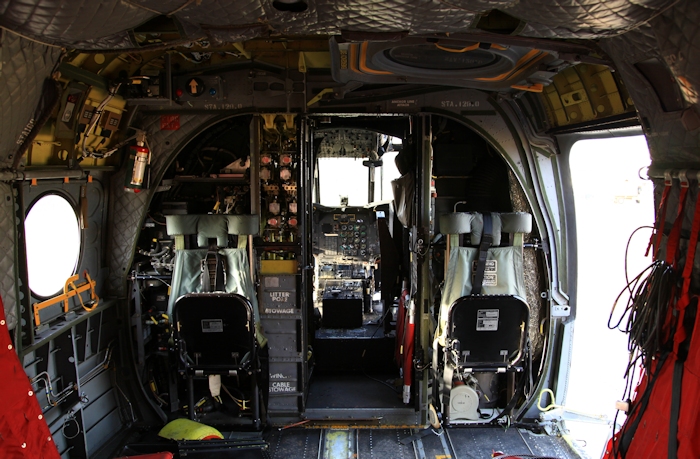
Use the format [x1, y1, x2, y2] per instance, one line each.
[201, 248, 227, 291]
[174, 235, 185, 251]
[432, 339, 441, 409]
[214, 251, 226, 291]
[471, 213, 492, 295]
[200, 253, 212, 292]
[440, 358, 454, 422]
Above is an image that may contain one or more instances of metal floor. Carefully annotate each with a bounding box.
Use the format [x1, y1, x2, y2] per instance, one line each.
[263, 427, 581, 459]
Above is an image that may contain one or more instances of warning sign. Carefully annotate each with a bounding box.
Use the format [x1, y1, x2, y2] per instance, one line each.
[472, 260, 497, 273]
[483, 273, 498, 287]
[160, 114, 180, 130]
[201, 319, 223, 333]
[472, 260, 498, 287]
[476, 309, 499, 331]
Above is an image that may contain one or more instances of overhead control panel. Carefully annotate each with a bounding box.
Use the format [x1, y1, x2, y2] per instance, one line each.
[316, 129, 380, 158]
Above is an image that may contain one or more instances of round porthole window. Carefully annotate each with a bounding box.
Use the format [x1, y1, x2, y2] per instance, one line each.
[25, 194, 81, 297]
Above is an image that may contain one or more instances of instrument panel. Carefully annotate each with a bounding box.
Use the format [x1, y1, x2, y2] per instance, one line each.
[312, 205, 381, 261]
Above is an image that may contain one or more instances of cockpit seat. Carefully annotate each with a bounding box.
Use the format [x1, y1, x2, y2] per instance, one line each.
[165, 214, 265, 427]
[435, 211, 532, 424]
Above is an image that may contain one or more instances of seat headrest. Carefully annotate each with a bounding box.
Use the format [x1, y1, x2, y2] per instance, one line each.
[166, 214, 260, 248]
[439, 212, 532, 246]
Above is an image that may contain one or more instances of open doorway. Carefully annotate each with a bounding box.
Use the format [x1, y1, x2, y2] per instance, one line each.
[306, 128, 408, 417]
[566, 134, 653, 457]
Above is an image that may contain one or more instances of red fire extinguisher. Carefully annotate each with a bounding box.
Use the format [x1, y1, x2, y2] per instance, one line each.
[125, 131, 150, 193]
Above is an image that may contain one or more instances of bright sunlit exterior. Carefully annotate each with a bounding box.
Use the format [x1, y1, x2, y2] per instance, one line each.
[25, 194, 82, 297]
[566, 134, 653, 458]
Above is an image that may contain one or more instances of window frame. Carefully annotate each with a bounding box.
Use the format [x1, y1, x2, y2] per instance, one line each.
[24, 191, 83, 299]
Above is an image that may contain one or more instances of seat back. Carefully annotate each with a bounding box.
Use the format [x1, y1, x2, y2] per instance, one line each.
[165, 215, 264, 347]
[436, 211, 531, 347]
[175, 293, 255, 371]
[447, 295, 528, 368]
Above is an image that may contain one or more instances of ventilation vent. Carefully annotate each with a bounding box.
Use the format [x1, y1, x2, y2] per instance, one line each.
[475, 10, 524, 35]
[634, 57, 684, 112]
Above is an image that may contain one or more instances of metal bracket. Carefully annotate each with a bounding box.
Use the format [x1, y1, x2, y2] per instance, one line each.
[551, 304, 571, 317]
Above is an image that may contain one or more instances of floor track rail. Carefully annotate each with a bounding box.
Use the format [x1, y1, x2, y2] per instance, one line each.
[263, 426, 580, 459]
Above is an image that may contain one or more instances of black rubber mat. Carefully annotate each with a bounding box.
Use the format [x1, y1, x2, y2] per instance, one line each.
[306, 373, 404, 409]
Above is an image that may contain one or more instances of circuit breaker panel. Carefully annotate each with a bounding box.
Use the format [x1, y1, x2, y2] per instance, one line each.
[255, 114, 308, 416]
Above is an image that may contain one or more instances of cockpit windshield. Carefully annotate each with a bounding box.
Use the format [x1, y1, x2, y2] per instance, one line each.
[315, 133, 402, 206]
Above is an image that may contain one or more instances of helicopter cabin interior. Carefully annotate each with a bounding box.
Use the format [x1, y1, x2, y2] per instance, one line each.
[123, 111, 548, 427]
[2, 10, 668, 457]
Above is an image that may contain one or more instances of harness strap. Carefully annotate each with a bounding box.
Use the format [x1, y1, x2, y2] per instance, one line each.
[201, 248, 227, 291]
[471, 213, 493, 295]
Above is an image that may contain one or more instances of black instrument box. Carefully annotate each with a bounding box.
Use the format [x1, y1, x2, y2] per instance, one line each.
[322, 281, 363, 329]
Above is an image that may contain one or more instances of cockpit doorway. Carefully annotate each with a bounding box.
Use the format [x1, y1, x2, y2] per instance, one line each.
[305, 120, 416, 422]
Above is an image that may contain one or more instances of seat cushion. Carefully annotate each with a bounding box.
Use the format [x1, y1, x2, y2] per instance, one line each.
[448, 295, 529, 367]
[175, 293, 254, 369]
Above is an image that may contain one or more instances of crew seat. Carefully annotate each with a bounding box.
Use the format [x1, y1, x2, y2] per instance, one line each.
[165, 214, 265, 428]
[435, 212, 532, 424]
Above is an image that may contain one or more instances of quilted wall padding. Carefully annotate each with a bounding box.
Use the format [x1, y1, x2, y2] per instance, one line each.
[505, 0, 677, 39]
[0, 0, 687, 49]
[600, 26, 692, 166]
[0, 183, 18, 331]
[601, 1, 700, 168]
[0, 0, 152, 48]
[652, 0, 700, 106]
[0, 30, 61, 168]
[106, 113, 218, 296]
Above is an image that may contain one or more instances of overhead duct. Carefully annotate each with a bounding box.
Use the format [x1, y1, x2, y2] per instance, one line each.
[330, 37, 560, 92]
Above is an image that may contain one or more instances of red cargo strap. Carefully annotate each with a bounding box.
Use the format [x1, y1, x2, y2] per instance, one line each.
[647, 171, 673, 258]
[395, 289, 408, 365]
[664, 172, 690, 266]
[674, 182, 700, 354]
